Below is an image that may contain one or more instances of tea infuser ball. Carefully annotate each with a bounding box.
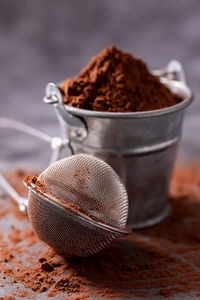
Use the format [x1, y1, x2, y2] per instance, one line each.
[24, 154, 129, 258]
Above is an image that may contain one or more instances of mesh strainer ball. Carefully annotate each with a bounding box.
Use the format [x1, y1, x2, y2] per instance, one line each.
[24, 154, 129, 258]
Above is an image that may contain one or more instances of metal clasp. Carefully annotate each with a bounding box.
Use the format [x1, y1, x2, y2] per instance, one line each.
[43, 83, 88, 141]
[152, 60, 186, 84]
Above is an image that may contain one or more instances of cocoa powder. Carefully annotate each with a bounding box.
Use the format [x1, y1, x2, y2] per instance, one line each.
[60, 46, 181, 112]
[1, 163, 200, 298]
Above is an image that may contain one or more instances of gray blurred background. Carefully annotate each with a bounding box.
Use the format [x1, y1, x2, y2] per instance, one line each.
[0, 0, 199, 171]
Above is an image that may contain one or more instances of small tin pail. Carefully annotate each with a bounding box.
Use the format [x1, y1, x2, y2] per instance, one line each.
[44, 61, 193, 229]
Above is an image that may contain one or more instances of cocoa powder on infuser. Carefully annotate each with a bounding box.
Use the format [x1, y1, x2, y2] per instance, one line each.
[1, 164, 200, 298]
[60, 46, 181, 112]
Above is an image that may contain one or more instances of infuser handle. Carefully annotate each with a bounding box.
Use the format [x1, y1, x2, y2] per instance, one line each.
[0, 173, 28, 214]
[0, 118, 71, 214]
[0, 117, 71, 165]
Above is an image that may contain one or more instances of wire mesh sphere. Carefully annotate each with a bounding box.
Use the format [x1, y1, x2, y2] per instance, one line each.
[27, 154, 129, 258]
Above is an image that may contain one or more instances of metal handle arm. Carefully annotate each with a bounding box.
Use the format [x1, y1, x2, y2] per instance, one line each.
[0, 117, 71, 213]
[0, 173, 28, 213]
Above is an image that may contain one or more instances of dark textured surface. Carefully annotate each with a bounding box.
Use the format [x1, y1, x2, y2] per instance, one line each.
[0, 0, 199, 171]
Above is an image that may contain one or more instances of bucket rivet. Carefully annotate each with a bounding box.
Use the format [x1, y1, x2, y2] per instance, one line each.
[70, 128, 85, 140]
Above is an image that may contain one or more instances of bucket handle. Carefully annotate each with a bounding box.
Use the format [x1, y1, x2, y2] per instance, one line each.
[43, 83, 87, 141]
[152, 60, 186, 84]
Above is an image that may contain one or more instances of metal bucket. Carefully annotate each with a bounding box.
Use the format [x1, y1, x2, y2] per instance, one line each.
[44, 61, 193, 229]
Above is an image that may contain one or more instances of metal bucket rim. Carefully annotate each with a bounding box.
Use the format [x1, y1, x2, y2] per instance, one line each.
[64, 79, 193, 119]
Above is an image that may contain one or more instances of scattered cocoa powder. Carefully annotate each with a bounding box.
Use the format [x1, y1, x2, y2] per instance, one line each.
[8, 228, 21, 244]
[1, 163, 200, 298]
[60, 46, 181, 112]
[0, 297, 15, 300]
[12, 290, 29, 298]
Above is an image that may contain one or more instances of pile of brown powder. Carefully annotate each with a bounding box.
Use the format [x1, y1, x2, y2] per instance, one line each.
[1, 164, 200, 298]
[60, 46, 181, 112]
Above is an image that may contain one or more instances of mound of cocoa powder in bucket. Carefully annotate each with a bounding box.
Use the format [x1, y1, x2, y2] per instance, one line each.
[60, 46, 181, 112]
[1, 164, 200, 298]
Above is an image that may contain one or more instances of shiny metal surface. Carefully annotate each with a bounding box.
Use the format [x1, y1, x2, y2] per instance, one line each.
[24, 154, 129, 257]
[44, 62, 193, 229]
[0, 173, 28, 213]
